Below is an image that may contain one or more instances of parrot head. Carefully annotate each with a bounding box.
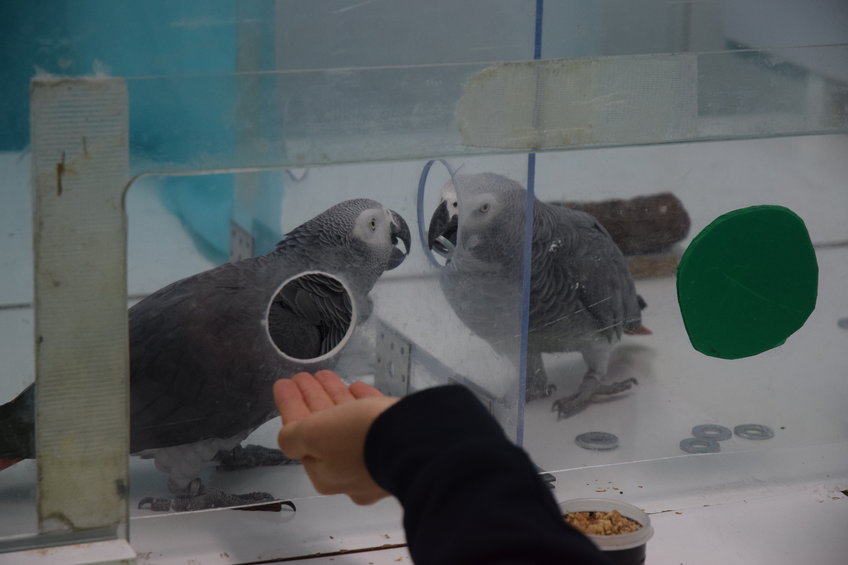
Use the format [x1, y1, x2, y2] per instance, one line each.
[428, 173, 528, 263]
[278, 198, 411, 280]
[337, 198, 411, 273]
[356, 204, 412, 271]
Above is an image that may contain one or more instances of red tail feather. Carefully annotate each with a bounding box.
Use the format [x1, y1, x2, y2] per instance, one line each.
[0, 459, 23, 471]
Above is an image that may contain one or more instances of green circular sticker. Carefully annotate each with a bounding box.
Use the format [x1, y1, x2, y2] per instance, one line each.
[677, 205, 818, 359]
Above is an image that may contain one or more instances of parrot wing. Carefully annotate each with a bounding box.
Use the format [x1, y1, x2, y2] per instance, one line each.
[269, 272, 354, 358]
[529, 202, 643, 346]
[128, 261, 284, 453]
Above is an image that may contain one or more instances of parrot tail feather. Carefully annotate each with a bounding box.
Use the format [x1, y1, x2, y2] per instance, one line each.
[0, 458, 22, 471]
[625, 325, 652, 335]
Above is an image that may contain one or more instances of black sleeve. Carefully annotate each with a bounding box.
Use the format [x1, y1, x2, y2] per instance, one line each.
[364, 385, 613, 565]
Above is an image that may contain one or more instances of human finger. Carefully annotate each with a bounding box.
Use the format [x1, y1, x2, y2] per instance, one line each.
[292, 371, 336, 412]
[313, 370, 357, 405]
[277, 420, 308, 460]
[349, 381, 385, 399]
[273, 378, 311, 425]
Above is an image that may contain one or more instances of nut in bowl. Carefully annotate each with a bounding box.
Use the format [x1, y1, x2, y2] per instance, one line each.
[559, 498, 654, 565]
[566, 509, 642, 535]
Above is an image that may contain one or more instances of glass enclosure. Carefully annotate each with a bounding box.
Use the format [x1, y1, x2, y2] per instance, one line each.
[1, 0, 846, 561]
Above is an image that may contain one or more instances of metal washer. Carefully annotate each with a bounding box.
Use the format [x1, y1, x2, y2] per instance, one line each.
[734, 424, 774, 440]
[679, 437, 721, 454]
[692, 424, 732, 441]
[575, 431, 619, 451]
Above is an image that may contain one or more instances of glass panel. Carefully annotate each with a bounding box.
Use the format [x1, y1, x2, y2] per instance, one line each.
[0, 154, 37, 544]
[118, 43, 847, 173]
[2, 0, 846, 560]
[522, 134, 848, 483]
[122, 160, 528, 517]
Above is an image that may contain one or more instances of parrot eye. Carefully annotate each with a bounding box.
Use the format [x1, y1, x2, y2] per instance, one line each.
[479, 203, 490, 213]
[452, 201, 458, 208]
[369, 218, 377, 231]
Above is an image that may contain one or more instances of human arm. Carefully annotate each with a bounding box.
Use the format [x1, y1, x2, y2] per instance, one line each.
[274, 372, 611, 564]
[364, 385, 612, 565]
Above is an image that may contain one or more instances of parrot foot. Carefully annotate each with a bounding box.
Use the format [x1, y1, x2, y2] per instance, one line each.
[138, 489, 296, 512]
[551, 375, 638, 419]
[526, 382, 557, 402]
[137, 497, 173, 512]
[595, 377, 638, 396]
[217, 444, 300, 471]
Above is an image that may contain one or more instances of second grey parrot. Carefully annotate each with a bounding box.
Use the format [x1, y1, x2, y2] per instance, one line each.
[427, 173, 648, 418]
[0, 198, 411, 510]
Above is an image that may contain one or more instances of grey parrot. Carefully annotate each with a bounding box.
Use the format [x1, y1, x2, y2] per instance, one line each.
[0, 198, 411, 510]
[427, 173, 648, 418]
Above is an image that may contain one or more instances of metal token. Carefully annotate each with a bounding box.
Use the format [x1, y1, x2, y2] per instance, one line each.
[691, 424, 732, 441]
[575, 431, 619, 451]
[679, 437, 721, 454]
[734, 424, 774, 440]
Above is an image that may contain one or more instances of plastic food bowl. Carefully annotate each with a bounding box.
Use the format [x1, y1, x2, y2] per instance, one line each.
[559, 498, 654, 565]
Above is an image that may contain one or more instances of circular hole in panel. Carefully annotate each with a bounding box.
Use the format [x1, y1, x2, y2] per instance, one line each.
[266, 271, 355, 363]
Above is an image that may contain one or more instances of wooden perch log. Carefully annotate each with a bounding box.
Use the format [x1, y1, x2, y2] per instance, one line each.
[548, 192, 691, 256]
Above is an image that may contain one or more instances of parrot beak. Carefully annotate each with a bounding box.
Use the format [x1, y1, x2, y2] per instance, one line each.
[427, 200, 458, 260]
[387, 209, 411, 270]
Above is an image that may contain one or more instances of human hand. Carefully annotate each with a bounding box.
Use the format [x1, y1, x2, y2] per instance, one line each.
[274, 370, 399, 505]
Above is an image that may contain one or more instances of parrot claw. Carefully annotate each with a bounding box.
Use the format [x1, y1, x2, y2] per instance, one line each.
[552, 375, 638, 419]
[138, 489, 293, 512]
[138, 497, 173, 512]
[169, 489, 274, 512]
[136, 446, 301, 512]
[526, 382, 556, 402]
[595, 377, 638, 396]
[525, 363, 556, 401]
[217, 444, 300, 471]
